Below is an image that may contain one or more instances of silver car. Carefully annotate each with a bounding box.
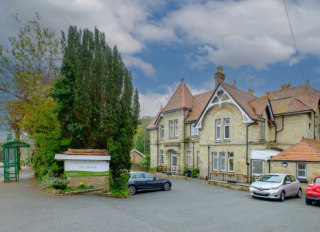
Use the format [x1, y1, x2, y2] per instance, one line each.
[250, 173, 302, 201]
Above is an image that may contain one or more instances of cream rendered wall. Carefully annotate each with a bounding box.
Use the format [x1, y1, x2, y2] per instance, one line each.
[149, 129, 158, 168]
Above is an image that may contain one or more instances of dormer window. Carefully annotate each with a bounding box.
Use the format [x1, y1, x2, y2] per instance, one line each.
[260, 122, 265, 140]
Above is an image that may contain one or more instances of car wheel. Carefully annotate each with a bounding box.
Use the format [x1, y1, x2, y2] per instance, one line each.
[251, 195, 256, 199]
[279, 191, 285, 202]
[128, 185, 137, 195]
[296, 188, 302, 198]
[306, 197, 312, 205]
[163, 182, 171, 191]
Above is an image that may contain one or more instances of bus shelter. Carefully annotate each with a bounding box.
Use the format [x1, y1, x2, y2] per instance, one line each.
[2, 141, 30, 182]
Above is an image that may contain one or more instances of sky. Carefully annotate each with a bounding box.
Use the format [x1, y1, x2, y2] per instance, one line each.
[1, 0, 320, 117]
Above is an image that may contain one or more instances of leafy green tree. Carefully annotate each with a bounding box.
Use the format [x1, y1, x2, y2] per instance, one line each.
[0, 13, 60, 138]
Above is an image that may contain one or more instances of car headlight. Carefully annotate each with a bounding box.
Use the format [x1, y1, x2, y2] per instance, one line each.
[270, 186, 281, 190]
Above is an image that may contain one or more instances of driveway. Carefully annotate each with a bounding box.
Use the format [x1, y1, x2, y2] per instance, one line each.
[0, 168, 319, 232]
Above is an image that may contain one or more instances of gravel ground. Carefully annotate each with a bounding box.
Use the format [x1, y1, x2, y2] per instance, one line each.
[0, 167, 319, 232]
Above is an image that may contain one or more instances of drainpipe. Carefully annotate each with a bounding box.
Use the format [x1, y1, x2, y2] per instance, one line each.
[314, 112, 316, 138]
[246, 123, 253, 181]
[207, 145, 210, 179]
[157, 127, 159, 171]
[192, 141, 195, 169]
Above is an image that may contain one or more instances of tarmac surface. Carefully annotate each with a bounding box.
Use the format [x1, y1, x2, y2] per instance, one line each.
[0, 167, 319, 232]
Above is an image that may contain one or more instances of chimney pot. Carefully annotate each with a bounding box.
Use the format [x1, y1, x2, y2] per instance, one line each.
[248, 88, 254, 95]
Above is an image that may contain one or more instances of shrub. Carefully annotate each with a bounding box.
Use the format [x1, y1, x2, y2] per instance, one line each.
[40, 176, 67, 190]
[191, 168, 200, 177]
[184, 168, 190, 174]
[110, 172, 130, 198]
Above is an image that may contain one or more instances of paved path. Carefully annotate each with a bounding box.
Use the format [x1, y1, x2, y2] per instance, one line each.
[0, 167, 319, 232]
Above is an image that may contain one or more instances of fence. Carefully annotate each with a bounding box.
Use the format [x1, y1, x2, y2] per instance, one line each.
[208, 173, 261, 184]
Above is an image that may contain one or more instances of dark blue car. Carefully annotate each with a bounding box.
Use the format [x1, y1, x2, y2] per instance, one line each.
[127, 172, 172, 195]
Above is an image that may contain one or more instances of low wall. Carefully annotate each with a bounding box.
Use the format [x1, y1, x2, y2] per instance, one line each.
[208, 180, 250, 191]
[67, 175, 110, 192]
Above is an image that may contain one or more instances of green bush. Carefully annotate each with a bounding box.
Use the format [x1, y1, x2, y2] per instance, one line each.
[191, 168, 200, 177]
[110, 172, 130, 198]
[40, 176, 67, 190]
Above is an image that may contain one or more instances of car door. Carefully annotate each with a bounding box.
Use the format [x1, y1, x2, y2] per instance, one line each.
[143, 173, 160, 189]
[283, 175, 293, 196]
[132, 173, 147, 190]
[289, 175, 299, 195]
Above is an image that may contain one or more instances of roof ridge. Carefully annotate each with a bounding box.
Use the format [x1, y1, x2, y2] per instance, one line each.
[222, 82, 257, 98]
[182, 82, 185, 107]
[193, 90, 214, 97]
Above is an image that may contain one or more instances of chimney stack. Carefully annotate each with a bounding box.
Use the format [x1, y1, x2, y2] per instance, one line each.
[248, 88, 254, 95]
[214, 66, 225, 88]
[281, 83, 291, 90]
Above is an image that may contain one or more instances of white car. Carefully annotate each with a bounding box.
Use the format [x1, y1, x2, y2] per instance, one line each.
[250, 173, 302, 201]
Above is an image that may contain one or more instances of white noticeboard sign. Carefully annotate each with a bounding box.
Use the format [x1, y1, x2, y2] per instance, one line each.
[55, 154, 111, 172]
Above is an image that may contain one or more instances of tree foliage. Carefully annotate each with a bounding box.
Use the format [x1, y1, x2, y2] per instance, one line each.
[52, 26, 140, 194]
[0, 13, 60, 138]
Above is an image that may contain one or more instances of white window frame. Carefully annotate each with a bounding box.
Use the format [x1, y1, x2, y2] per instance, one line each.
[187, 151, 192, 166]
[174, 119, 178, 137]
[224, 118, 230, 140]
[212, 152, 218, 171]
[297, 162, 307, 179]
[160, 150, 164, 164]
[169, 120, 173, 138]
[197, 151, 200, 167]
[252, 159, 264, 175]
[260, 122, 265, 140]
[228, 152, 234, 172]
[190, 123, 199, 136]
[220, 152, 226, 171]
[216, 119, 221, 141]
[160, 125, 164, 139]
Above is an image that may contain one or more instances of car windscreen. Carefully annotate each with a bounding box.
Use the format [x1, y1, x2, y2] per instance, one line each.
[257, 175, 282, 183]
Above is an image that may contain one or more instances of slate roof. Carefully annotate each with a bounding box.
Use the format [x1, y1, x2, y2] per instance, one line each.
[270, 137, 320, 162]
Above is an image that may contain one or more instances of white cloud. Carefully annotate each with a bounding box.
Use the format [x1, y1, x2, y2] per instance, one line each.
[164, 0, 320, 69]
[123, 56, 155, 77]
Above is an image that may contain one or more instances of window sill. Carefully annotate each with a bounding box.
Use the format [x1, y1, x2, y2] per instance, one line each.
[297, 178, 308, 183]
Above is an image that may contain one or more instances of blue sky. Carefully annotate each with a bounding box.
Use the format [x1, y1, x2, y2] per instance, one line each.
[1, 0, 320, 117]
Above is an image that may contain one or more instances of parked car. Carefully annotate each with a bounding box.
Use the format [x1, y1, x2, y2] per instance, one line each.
[250, 173, 302, 201]
[127, 171, 172, 195]
[306, 175, 320, 205]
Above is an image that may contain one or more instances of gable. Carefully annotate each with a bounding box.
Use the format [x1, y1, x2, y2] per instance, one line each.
[195, 84, 254, 129]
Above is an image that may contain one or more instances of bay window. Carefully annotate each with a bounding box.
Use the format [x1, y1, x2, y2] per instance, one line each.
[187, 151, 192, 166]
[174, 119, 178, 137]
[169, 120, 173, 138]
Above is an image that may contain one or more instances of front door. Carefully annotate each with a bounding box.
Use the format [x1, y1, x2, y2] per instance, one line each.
[171, 152, 178, 174]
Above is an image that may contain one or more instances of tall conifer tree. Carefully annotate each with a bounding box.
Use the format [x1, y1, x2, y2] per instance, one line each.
[52, 26, 140, 192]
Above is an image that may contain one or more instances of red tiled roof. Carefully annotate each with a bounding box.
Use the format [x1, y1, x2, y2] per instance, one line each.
[267, 84, 320, 115]
[221, 82, 262, 121]
[186, 90, 214, 122]
[249, 96, 269, 116]
[270, 137, 320, 162]
[162, 81, 193, 112]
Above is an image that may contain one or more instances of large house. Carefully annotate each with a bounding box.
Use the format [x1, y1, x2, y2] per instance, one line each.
[147, 66, 320, 180]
